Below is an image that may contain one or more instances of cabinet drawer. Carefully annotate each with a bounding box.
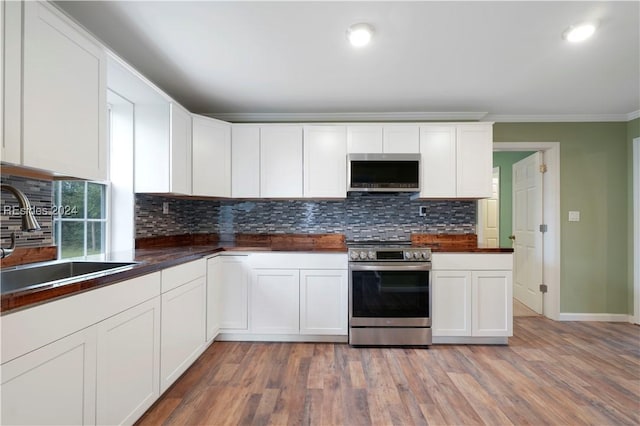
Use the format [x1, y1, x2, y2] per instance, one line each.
[161, 259, 206, 293]
[432, 253, 512, 270]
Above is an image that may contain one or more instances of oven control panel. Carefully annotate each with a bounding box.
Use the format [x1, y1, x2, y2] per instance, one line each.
[348, 248, 431, 262]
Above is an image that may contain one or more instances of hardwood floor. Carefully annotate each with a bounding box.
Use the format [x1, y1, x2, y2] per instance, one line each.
[137, 318, 640, 425]
[513, 299, 539, 317]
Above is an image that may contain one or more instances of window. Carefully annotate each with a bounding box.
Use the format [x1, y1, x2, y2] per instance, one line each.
[53, 181, 108, 259]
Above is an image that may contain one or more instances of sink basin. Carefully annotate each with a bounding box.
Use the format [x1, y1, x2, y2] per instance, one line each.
[1, 261, 138, 295]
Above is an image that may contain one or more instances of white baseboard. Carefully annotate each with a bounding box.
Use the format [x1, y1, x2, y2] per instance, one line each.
[558, 313, 632, 322]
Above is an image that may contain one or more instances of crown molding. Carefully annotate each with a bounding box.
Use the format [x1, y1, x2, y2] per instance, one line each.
[205, 111, 489, 123]
[484, 113, 639, 123]
[205, 111, 640, 124]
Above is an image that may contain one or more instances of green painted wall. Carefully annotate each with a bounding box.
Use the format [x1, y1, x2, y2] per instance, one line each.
[627, 118, 639, 315]
[494, 122, 629, 314]
[492, 151, 535, 247]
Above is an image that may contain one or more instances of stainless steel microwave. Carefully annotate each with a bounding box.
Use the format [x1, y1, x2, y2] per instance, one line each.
[347, 153, 421, 192]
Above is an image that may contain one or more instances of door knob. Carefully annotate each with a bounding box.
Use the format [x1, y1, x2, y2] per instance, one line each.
[508, 235, 516, 240]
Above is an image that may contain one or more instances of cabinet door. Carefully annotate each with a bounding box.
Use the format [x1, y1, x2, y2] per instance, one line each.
[472, 270, 512, 337]
[1, 0, 21, 165]
[419, 126, 457, 198]
[383, 125, 419, 153]
[160, 277, 206, 392]
[170, 103, 192, 195]
[300, 269, 348, 335]
[96, 297, 160, 426]
[192, 115, 231, 197]
[206, 256, 223, 342]
[22, 1, 107, 180]
[251, 269, 300, 334]
[346, 125, 383, 153]
[1, 327, 97, 425]
[260, 126, 303, 198]
[456, 124, 493, 198]
[231, 125, 261, 198]
[219, 256, 249, 330]
[431, 270, 472, 337]
[303, 126, 347, 198]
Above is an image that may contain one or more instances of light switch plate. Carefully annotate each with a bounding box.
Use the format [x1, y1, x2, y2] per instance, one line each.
[568, 211, 580, 222]
[163, 202, 169, 215]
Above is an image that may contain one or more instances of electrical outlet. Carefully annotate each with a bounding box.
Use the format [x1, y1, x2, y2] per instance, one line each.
[163, 202, 169, 215]
[419, 206, 427, 217]
[568, 211, 580, 222]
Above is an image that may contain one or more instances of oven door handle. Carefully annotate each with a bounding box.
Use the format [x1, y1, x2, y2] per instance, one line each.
[349, 262, 431, 271]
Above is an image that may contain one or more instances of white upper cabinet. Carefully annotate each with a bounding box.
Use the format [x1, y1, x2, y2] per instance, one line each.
[303, 126, 347, 198]
[456, 124, 493, 198]
[382, 125, 420, 153]
[260, 125, 303, 198]
[346, 125, 383, 153]
[346, 124, 419, 154]
[109, 56, 193, 195]
[420, 123, 493, 198]
[192, 115, 231, 197]
[1, 1, 21, 165]
[419, 125, 457, 197]
[231, 125, 261, 198]
[169, 103, 192, 195]
[19, 1, 107, 180]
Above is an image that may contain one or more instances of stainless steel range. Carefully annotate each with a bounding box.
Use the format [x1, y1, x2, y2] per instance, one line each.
[348, 243, 432, 346]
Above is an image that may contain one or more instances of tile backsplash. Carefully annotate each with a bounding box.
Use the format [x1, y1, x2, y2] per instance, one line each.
[1, 175, 54, 248]
[136, 193, 476, 241]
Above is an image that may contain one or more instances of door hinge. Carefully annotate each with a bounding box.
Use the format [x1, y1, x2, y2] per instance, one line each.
[539, 224, 548, 233]
[539, 284, 548, 293]
[539, 164, 548, 173]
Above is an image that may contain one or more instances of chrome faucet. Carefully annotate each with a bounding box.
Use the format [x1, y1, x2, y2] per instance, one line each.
[1, 184, 41, 258]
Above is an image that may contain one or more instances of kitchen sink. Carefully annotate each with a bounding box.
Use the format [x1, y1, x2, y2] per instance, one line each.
[1, 261, 138, 295]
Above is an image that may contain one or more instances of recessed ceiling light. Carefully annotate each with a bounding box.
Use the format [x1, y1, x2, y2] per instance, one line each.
[347, 23, 374, 48]
[563, 22, 597, 43]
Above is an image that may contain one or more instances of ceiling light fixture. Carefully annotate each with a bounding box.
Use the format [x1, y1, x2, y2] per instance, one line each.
[563, 22, 597, 43]
[347, 23, 374, 48]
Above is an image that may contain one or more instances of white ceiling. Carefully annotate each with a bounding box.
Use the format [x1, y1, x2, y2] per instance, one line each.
[55, 1, 640, 122]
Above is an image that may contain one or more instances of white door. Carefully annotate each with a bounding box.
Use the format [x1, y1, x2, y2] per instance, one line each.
[478, 167, 500, 247]
[512, 152, 544, 314]
[192, 115, 231, 197]
[303, 126, 347, 198]
[382, 125, 420, 153]
[299, 269, 348, 335]
[431, 270, 472, 337]
[160, 278, 206, 392]
[472, 270, 513, 337]
[231, 125, 261, 198]
[260, 126, 303, 198]
[1, 327, 97, 425]
[96, 297, 160, 426]
[169, 103, 192, 195]
[250, 269, 300, 334]
[219, 256, 249, 330]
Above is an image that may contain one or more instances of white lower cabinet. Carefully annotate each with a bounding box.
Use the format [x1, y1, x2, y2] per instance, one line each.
[217, 253, 348, 340]
[160, 275, 206, 392]
[218, 255, 250, 331]
[1, 327, 97, 426]
[432, 270, 472, 336]
[432, 253, 513, 341]
[300, 269, 348, 335]
[206, 256, 222, 342]
[472, 270, 513, 337]
[251, 269, 300, 334]
[96, 297, 161, 426]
